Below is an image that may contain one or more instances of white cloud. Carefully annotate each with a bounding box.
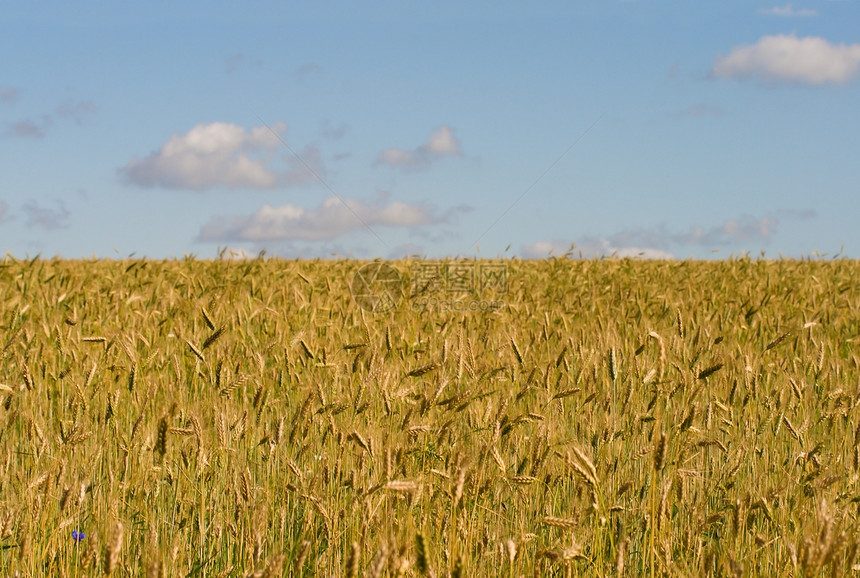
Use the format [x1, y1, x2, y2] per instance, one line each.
[0, 200, 11, 223]
[521, 240, 575, 259]
[376, 126, 463, 169]
[377, 148, 416, 166]
[713, 34, 860, 85]
[423, 125, 460, 155]
[120, 121, 322, 190]
[198, 196, 455, 242]
[758, 4, 818, 17]
[522, 239, 673, 260]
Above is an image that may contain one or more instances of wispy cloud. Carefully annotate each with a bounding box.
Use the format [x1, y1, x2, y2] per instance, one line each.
[758, 4, 818, 16]
[600, 213, 796, 249]
[523, 211, 816, 259]
[120, 121, 324, 190]
[321, 121, 349, 140]
[225, 53, 263, 74]
[198, 195, 462, 243]
[4, 99, 95, 138]
[0, 86, 19, 104]
[675, 215, 779, 246]
[23, 200, 71, 230]
[713, 34, 860, 85]
[295, 63, 321, 80]
[55, 99, 97, 124]
[375, 126, 463, 170]
[7, 119, 49, 138]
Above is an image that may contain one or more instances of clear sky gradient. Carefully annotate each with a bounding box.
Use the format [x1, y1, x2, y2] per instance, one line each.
[2, 1, 858, 259]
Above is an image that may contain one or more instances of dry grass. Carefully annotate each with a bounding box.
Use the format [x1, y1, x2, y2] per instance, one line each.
[1, 254, 859, 576]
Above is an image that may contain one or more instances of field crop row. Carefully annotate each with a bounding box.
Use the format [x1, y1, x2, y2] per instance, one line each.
[1, 256, 858, 576]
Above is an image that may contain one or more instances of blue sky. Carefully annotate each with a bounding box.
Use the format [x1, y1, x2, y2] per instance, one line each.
[1, 1, 858, 259]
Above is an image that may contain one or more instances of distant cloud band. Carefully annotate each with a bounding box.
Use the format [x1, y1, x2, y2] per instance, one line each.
[523, 211, 816, 259]
[758, 4, 818, 17]
[198, 196, 456, 242]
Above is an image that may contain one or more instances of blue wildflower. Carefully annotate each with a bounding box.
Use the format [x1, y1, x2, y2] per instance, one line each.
[72, 530, 85, 541]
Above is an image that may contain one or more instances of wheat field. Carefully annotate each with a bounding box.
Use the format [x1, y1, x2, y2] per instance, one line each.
[1, 255, 859, 576]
